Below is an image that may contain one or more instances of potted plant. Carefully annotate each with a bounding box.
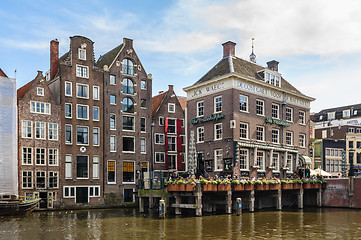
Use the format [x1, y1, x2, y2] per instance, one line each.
[231, 180, 244, 191]
[185, 180, 196, 191]
[313, 179, 322, 189]
[200, 179, 210, 191]
[254, 180, 264, 191]
[268, 180, 281, 190]
[209, 180, 218, 191]
[244, 180, 254, 191]
[176, 179, 186, 191]
[218, 179, 231, 191]
[303, 179, 314, 189]
[281, 180, 293, 190]
[293, 179, 303, 189]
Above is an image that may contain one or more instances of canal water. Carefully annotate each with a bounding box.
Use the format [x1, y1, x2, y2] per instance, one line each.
[0, 208, 360, 239]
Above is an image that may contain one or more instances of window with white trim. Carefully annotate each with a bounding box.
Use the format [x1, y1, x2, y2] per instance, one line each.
[107, 160, 116, 184]
[122, 59, 134, 75]
[155, 152, 165, 163]
[155, 133, 165, 144]
[167, 119, 176, 133]
[48, 171, 58, 188]
[141, 138, 146, 153]
[36, 171, 46, 189]
[65, 155, 72, 179]
[65, 124, 72, 144]
[64, 186, 75, 198]
[197, 127, 204, 143]
[168, 136, 176, 152]
[30, 101, 50, 114]
[123, 161, 135, 183]
[239, 148, 249, 170]
[286, 107, 293, 122]
[77, 104, 89, 120]
[214, 123, 222, 140]
[65, 82, 72, 96]
[65, 103, 72, 118]
[122, 78, 134, 95]
[286, 131, 293, 146]
[76, 156, 88, 179]
[122, 116, 134, 131]
[93, 106, 99, 121]
[159, 116, 165, 126]
[272, 129, 279, 144]
[272, 153, 279, 171]
[299, 110, 306, 125]
[110, 114, 116, 130]
[286, 154, 293, 170]
[93, 86, 100, 100]
[168, 103, 175, 113]
[22, 147, 32, 165]
[197, 101, 204, 117]
[76, 126, 89, 145]
[240, 122, 248, 139]
[76, 83, 89, 99]
[239, 95, 248, 112]
[272, 104, 279, 119]
[110, 135, 116, 152]
[141, 80, 146, 90]
[35, 148, 46, 165]
[141, 117, 146, 132]
[93, 127, 100, 146]
[299, 133, 306, 148]
[22, 171, 32, 189]
[256, 99, 264, 115]
[256, 126, 265, 141]
[343, 109, 350, 118]
[48, 123, 58, 140]
[37, 87, 44, 96]
[123, 136, 135, 152]
[214, 149, 223, 171]
[110, 74, 116, 85]
[78, 48, 86, 60]
[214, 96, 222, 113]
[256, 151, 265, 171]
[328, 112, 335, 120]
[48, 148, 58, 166]
[22, 120, 32, 138]
[76, 65, 89, 78]
[110, 95, 116, 105]
[93, 156, 99, 179]
[35, 122, 46, 139]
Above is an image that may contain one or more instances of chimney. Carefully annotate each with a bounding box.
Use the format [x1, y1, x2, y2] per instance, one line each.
[267, 60, 279, 72]
[168, 85, 174, 92]
[50, 39, 59, 80]
[222, 41, 236, 58]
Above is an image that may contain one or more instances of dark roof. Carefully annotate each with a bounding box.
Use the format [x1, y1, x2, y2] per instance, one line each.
[193, 56, 307, 98]
[0, 68, 8, 78]
[311, 103, 361, 122]
[96, 44, 123, 68]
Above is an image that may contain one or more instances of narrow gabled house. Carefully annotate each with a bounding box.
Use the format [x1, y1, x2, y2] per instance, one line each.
[152, 85, 187, 173]
[96, 38, 152, 205]
[17, 71, 61, 209]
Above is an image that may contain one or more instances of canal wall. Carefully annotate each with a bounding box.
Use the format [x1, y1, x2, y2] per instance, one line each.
[322, 177, 361, 208]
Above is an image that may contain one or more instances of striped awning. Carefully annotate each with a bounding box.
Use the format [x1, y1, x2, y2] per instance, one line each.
[299, 155, 312, 165]
[237, 141, 299, 153]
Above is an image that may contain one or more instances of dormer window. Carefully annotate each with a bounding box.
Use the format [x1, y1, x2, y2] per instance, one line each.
[78, 49, 86, 60]
[258, 69, 281, 87]
[320, 115, 323, 120]
[343, 110, 350, 118]
[37, 87, 44, 96]
[328, 112, 335, 120]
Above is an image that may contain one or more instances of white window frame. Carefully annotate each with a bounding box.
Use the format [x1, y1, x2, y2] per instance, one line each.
[65, 155, 72, 179]
[239, 95, 248, 112]
[110, 74, 116, 85]
[65, 103, 72, 118]
[48, 148, 58, 166]
[48, 123, 58, 141]
[141, 117, 146, 133]
[76, 64, 89, 78]
[214, 96, 222, 113]
[37, 87, 44, 96]
[76, 125, 89, 146]
[197, 101, 204, 117]
[65, 81, 72, 97]
[93, 86, 100, 100]
[197, 127, 204, 143]
[110, 94, 116, 105]
[35, 148, 46, 165]
[110, 135, 116, 152]
[93, 127, 100, 146]
[78, 48, 86, 60]
[272, 129, 279, 144]
[155, 133, 165, 144]
[159, 116, 165, 126]
[286, 107, 293, 122]
[21, 120, 32, 138]
[22, 171, 33, 189]
[328, 112, 335, 121]
[141, 138, 146, 154]
[343, 109, 350, 118]
[63, 186, 75, 198]
[168, 136, 177, 152]
[140, 80, 146, 90]
[122, 115, 135, 132]
[299, 133, 306, 148]
[286, 154, 293, 171]
[168, 103, 175, 113]
[76, 104, 89, 120]
[256, 150, 265, 171]
[110, 114, 116, 130]
[30, 101, 51, 115]
[299, 110, 306, 125]
[256, 126, 265, 142]
[286, 131, 293, 146]
[76, 155, 89, 179]
[214, 123, 222, 140]
[122, 161, 135, 184]
[240, 122, 249, 140]
[76, 83, 89, 99]
[155, 152, 165, 163]
[65, 124, 72, 144]
[22, 147, 33, 165]
[214, 149, 223, 171]
[93, 106, 100, 121]
[272, 152, 280, 171]
[48, 171, 59, 189]
[256, 99, 265, 116]
[272, 103, 280, 119]
[35, 121, 46, 139]
[123, 136, 135, 153]
[239, 148, 249, 170]
[93, 156, 99, 179]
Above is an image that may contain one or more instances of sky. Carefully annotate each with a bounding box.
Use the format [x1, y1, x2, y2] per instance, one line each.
[1, 0, 361, 113]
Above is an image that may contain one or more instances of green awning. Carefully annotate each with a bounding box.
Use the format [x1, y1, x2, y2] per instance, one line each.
[299, 155, 312, 165]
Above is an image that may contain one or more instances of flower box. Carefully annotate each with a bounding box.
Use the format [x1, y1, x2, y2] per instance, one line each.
[269, 184, 281, 190]
[202, 184, 217, 192]
[293, 183, 302, 189]
[185, 184, 196, 192]
[167, 184, 177, 191]
[255, 184, 266, 191]
[313, 183, 321, 189]
[244, 184, 254, 191]
[322, 182, 327, 189]
[232, 184, 245, 191]
[218, 184, 231, 191]
[176, 184, 186, 191]
[281, 183, 293, 190]
[303, 182, 313, 189]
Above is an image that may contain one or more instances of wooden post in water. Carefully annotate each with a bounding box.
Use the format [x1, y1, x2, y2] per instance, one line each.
[149, 197, 154, 209]
[249, 190, 255, 212]
[159, 199, 165, 219]
[277, 189, 282, 210]
[298, 188, 304, 209]
[236, 198, 242, 215]
[175, 195, 181, 215]
[226, 190, 232, 214]
[316, 189, 322, 207]
[139, 197, 144, 213]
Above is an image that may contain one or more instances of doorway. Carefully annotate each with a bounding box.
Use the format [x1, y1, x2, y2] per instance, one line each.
[76, 187, 88, 203]
[39, 192, 48, 209]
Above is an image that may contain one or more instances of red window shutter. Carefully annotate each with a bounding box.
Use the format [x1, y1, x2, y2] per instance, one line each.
[177, 154, 182, 171]
[177, 136, 182, 152]
[165, 154, 169, 169]
[165, 135, 168, 152]
[165, 118, 168, 133]
[177, 119, 182, 134]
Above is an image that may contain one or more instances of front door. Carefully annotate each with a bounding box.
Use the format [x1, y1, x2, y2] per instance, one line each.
[76, 187, 88, 203]
[39, 192, 47, 209]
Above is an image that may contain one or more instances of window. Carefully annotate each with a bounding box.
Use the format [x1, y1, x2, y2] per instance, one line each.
[141, 99, 147, 108]
[93, 156, 99, 179]
[214, 149, 223, 171]
[77, 104, 89, 120]
[286, 154, 293, 170]
[240, 122, 248, 139]
[256, 100, 264, 115]
[168, 103, 175, 113]
[168, 136, 176, 151]
[36, 171, 46, 189]
[30, 101, 50, 114]
[78, 48, 86, 60]
[22, 147, 32, 165]
[256, 151, 265, 171]
[93, 127, 100, 146]
[159, 116, 165, 126]
[328, 112, 335, 120]
[110, 95, 116, 105]
[214, 96, 222, 113]
[110, 74, 116, 85]
[49, 171, 58, 188]
[155, 152, 165, 163]
[37, 87, 44, 96]
[48, 149, 58, 166]
[76, 65, 88, 78]
[214, 123, 222, 140]
[122, 116, 134, 131]
[357, 129, 361, 134]
[197, 101, 204, 117]
[76, 84, 89, 98]
[35, 122, 46, 139]
[181, 135, 185, 145]
[65, 103, 72, 118]
[123, 161, 135, 183]
[93, 86, 100, 100]
[141, 138, 146, 153]
[181, 119, 184, 128]
[265, 72, 270, 83]
[48, 123, 58, 140]
[122, 98, 134, 113]
[272, 104, 279, 119]
[272, 153, 279, 171]
[110, 114, 116, 130]
[141, 80, 146, 90]
[77, 126, 89, 145]
[65, 155, 72, 179]
[93, 106, 99, 121]
[299, 111, 305, 125]
[197, 127, 204, 143]
[286, 131, 293, 146]
[65, 82, 72, 96]
[239, 95, 248, 112]
[349, 128, 355, 133]
[343, 110, 350, 118]
[35, 148, 46, 165]
[275, 76, 280, 87]
[22, 171, 32, 189]
[110, 135, 116, 152]
[123, 137, 135, 152]
[272, 129, 279, 144]
[239, 149, 249, 170]
[286, 107, 293, 122]
[22, 120, 32, 138]
[299, 134, 306, 148]
[322, 130, 327, 139]
[77, 156, 88, 179]
[122, 59, 134, 75]
[167, 119, 176, 133]
[270, 74, 275, 85]
[349, 141, 354, 149]
[64, 186, 75, 198]
[122, 78, 134, 94]
[168, 155, 176, 169]
[65, 125, 72, 144]
[141, 117, 146, 132]
[155, 134, 165, 144]
[256, 126, 265, 141]
[107, 160, 116, 183]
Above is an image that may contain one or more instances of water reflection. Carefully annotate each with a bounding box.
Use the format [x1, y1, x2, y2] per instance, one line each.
[0, 208, 360, 239]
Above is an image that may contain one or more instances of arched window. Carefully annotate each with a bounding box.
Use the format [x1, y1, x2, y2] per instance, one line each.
[122, 78, 134, 95]
[122, 97, 134, 113]
[122, 59, 134, 75]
